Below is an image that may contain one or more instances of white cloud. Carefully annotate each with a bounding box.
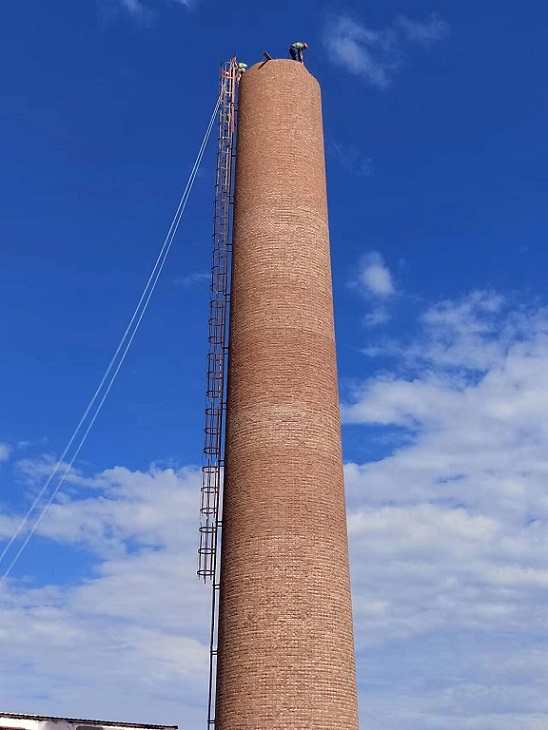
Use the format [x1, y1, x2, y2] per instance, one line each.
[0, 514, 21, 541]
[2, 290, 548, 728]
[354, 251, 395, 298]
[341, 291, 548, 726]
[348, 252, 395, 327]
[323, 15, 397, 88]
[323, 12, 449, 86]
[0, 464, 209, 726]
[0, 442, 11, 462]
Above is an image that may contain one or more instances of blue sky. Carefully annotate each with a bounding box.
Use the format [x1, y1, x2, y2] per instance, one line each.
[2, 1, 548, 728]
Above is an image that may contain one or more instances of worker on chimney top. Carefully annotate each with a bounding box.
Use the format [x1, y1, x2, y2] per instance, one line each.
[289, 42, 308, 63]
[237, 62, 248, 81]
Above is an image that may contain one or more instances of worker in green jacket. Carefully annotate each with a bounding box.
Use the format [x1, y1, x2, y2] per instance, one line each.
[237, 62, 248, 81]
[289, 42, 308, 63]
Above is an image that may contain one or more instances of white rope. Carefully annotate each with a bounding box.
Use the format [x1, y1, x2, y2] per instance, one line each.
[0, 94, 222, 589]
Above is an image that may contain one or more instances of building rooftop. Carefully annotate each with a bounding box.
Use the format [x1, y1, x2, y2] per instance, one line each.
[0, 714, 176, 730]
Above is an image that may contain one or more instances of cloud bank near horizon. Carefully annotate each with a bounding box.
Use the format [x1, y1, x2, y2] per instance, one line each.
[1, 289, 548, 728]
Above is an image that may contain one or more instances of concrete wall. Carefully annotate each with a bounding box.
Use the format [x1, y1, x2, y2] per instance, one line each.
[215, 59, 359, 730]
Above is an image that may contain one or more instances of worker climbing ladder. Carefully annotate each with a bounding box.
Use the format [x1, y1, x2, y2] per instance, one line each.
[198, 56, 239, 728]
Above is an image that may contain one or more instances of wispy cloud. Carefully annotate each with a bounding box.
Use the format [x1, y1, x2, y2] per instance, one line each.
[348, 252, 396, 327]
[0, 443, 11, 463]
[119, 0, 144, 14]
[110, 0, 194, 18]
[363, 306, 392, 328]
[174, 272, 210, 288]
[323, 12, 449, 87]
[395, 14, 449, 44]
[327, 140, 374, 177]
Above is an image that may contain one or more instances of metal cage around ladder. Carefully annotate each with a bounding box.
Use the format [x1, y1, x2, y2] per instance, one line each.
[198, 56, 239, 729]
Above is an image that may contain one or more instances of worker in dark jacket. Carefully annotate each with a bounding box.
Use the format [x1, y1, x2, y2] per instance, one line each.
[289, 42, 308, 63]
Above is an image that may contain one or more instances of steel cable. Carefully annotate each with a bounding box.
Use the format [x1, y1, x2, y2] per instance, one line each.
[0, 94, 222, 589]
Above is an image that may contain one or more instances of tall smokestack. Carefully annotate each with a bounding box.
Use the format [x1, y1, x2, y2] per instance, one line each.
[215, 59, 359, 730]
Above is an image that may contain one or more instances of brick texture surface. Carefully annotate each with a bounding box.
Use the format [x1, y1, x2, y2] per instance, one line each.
[215, 59, 359, 730]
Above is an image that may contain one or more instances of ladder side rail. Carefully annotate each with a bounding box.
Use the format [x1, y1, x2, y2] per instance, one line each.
[204, 57, 238, 728]
[199, 61, 234, 580]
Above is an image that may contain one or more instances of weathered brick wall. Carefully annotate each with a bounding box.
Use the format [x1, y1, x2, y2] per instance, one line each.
[215, 59, 359, 730]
